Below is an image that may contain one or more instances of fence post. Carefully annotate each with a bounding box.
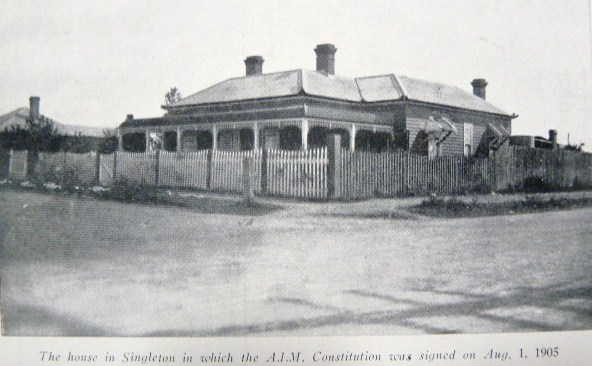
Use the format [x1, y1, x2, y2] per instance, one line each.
[206, 149, 213, 190]
[492, 149, 497, 191]
[24, 150, 29, 180]
[94, 152, 101, 185]
[260, 149, 268, 194]
[8, 149, 13, 178]
[28, 150, 39, 180]
[560, 150, 566, 188]
[243, 157, 255, 203]
[113, 151, 118, 183]
[405, 150, 410, 195]
[61, 151, 67, 187]
[154, 150, 161, 186]
[327, 134, 342, 199]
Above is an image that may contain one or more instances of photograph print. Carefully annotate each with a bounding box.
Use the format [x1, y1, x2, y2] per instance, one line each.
[1, 0, 591, 337]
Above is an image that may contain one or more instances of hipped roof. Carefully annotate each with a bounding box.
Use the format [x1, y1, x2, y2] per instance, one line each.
[165, 69, 510, 116]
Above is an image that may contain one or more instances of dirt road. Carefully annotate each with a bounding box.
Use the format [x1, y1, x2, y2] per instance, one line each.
[1, 189, 591, 336]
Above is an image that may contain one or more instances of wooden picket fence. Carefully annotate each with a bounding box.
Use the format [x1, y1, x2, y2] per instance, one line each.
[210, 149, 262, 193]
[342, 150, 407, 198]
[36, 151, 97, 185]
[7, 150, 29, 180]
[405, 153, 494, 195]
[341, 150, 495, 199]
[64, 152, 97, 185]
[159, 150, 210, 189]
[266, 148, 327, 199]
[5, 146, 592, 200]
[493, 147, 592, 191]
[115, 151, 157, 185]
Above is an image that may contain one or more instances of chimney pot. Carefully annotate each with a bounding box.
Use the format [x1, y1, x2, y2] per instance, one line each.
[244, 56, 264, 76]
[471, 79, 488, 99]
[549, 129, 558, 149]
[29, 96, 40, 120]
[314, 43, 337, 75]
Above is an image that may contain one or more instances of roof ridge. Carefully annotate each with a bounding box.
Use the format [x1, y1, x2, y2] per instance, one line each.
[0, 107, 29, 115]
[353, 78, 365, 102]
[302, 68, 358, 80]
[390, 73, 408, 98]
[357, 73, 399, 80]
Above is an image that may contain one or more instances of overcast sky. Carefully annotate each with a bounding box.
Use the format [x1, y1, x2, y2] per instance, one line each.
[1, 0, 591, 149]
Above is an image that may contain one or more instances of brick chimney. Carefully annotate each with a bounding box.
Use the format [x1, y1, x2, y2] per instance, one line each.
[314, 44, 337, 75]
[244, 56, 264, 76]
[471, 79, 488, 99]
[549, 129, 558, 149]
[29, 96, 40, 120]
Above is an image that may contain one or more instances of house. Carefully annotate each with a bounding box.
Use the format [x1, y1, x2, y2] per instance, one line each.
[0, 97, 115, 152]
[118, 44, 516, 158]
[1, 97, 113, 138]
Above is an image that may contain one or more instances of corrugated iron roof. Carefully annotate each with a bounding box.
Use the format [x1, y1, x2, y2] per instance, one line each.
[167, 69, 510, 116]
[397, 76, 508, 115]
[171, 70, 302, 106]
[169, 69, 363, 106]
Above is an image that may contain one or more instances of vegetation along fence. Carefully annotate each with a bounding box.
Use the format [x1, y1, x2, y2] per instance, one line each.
[2, 145, 591, 200]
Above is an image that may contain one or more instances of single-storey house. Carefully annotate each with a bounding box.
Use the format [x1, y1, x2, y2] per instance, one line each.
[118, 44, 516, 158]
[0, 97, 113, 138]
[0, 97, 115, 152]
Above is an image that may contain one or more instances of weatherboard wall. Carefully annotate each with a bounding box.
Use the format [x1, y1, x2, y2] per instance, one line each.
[405, 103, 512, 157]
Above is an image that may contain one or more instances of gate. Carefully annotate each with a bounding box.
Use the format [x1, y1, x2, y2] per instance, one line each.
[99, 153, 115, 186]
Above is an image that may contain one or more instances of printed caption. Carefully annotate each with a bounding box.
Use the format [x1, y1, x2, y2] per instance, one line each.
[38, 347, 560, 364]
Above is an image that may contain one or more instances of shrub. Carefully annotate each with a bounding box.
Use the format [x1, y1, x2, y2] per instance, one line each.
[519, 194, 546, 209]
[420, 195, 472, 213]
[34, 160, 82, 192]
[102, 180, 165, 205]
[523, 176, 554, 193]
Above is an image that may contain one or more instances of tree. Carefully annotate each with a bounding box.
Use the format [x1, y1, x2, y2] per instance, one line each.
[164, 87, 182, 105]
[98, 129, 118, 153]
[0, 115, 63, 152]
[564, 143, 585, 152]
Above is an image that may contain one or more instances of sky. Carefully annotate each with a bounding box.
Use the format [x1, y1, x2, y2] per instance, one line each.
[1, 0, 591, 149]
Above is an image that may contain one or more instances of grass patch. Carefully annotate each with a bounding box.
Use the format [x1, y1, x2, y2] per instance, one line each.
[412, 195, 592, 218]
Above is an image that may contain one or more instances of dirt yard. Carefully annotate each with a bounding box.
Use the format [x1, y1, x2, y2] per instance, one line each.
[1, 189, 591, 336]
